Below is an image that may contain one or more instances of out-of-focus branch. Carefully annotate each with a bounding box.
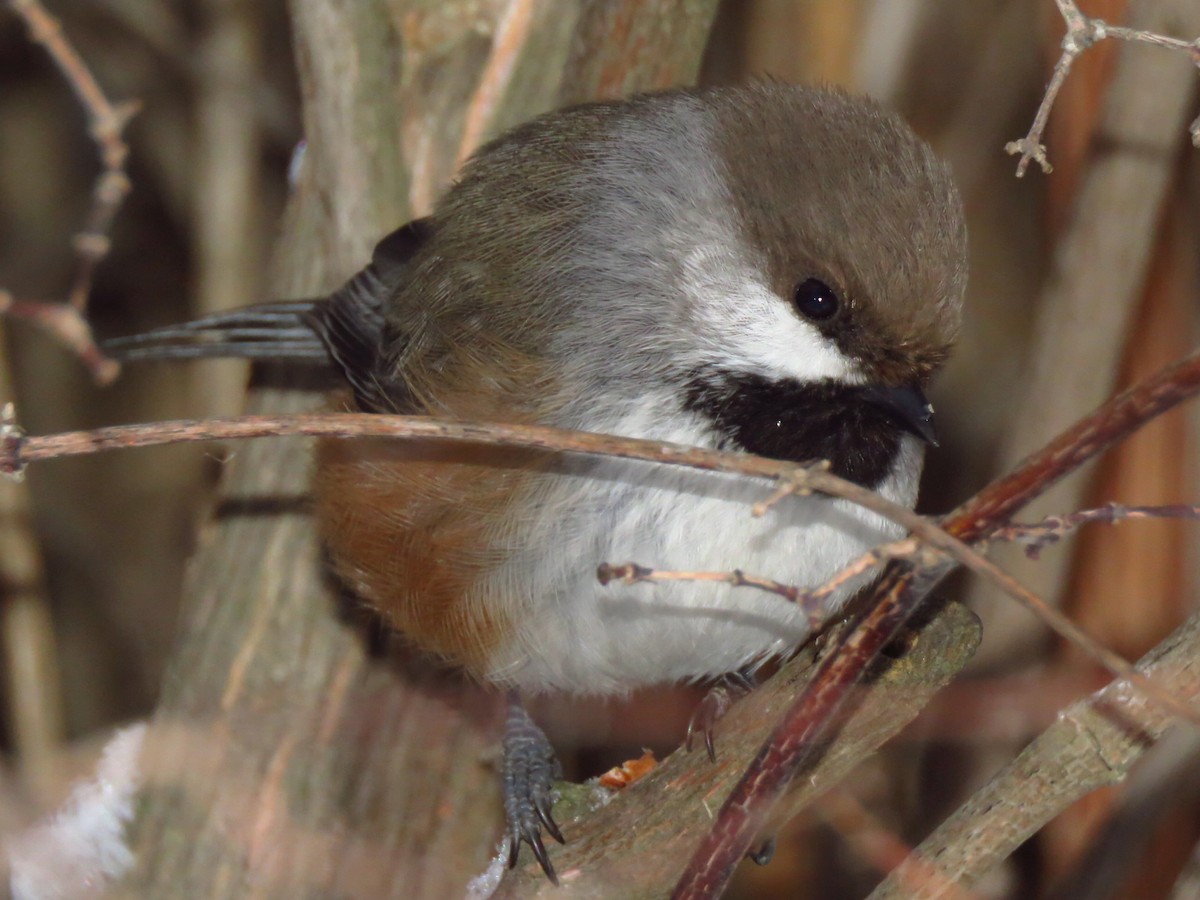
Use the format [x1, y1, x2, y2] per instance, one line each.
[1045, 726, 1200, 900]
[0, 292, 115, 386]
[816, 789, 984, 900]
[0, 0, 128, 804]
[3, 0, 139, 384]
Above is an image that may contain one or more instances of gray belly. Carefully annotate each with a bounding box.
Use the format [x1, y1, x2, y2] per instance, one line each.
[483, 438, 921, 695]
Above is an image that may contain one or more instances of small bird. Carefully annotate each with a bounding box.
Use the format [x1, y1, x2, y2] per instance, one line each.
[106, 83, 967, 881]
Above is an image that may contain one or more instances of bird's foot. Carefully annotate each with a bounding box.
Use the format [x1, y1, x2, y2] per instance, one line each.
[502, 694, 564, 884]
[747, 836, 776, 866]
[685, 669, 758, 762]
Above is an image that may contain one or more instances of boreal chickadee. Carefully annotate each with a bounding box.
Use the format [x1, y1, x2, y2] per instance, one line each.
[106, 83, 967, 881]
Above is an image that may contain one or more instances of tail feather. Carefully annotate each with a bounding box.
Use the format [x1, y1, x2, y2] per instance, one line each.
[102, 300, 329, 363]
[103, 218, 434, 413]
[107, 340, 330, 363]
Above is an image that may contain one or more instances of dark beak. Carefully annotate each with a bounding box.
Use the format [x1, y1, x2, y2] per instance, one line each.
[864, 382, 938, 447]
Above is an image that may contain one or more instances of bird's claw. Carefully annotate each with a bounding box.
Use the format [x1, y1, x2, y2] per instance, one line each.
[686, 670, 758, 762]
[747, 836, 776, 866]
[503, 695, 564, 884]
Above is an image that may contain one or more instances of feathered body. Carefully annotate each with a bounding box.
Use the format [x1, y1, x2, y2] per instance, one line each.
[99, 83, 969, 873]
[309, 84, 967, 695]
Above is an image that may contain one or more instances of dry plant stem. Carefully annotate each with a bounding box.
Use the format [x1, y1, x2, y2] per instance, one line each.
[869, 609, 1200, 900]
[672, 346, 1200, 897]
[7, 0, 137, 310]
[599, 562, 824, 629]
[0, 413, 874, 487]
[4, 0, 136, 384]
[598, 538, 920, 630]
[0, 292, 118, 385]
[1007, 0, 1200, 174]
[1006, 0, 1091, 175]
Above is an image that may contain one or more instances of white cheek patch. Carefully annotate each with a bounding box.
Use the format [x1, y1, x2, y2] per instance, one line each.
[681, 244, 857, 384]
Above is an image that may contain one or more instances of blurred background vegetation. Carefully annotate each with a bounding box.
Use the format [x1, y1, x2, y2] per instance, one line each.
[1, 0, 1197, 897]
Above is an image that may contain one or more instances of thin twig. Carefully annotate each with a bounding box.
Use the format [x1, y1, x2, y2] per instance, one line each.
[598, 539, 922, 630]
[1007, 0, 1200, 175]
[0, 292, 118, 385]
[993, 502, 1200, 558]
[599, 562, 820, 629]
[0, 411, 836, 488]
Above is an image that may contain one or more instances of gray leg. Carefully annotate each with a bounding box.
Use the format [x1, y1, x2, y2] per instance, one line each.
[502, 693, 564, 883]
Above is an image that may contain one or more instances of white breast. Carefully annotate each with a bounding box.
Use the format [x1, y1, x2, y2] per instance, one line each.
[480, 391, 924, 695]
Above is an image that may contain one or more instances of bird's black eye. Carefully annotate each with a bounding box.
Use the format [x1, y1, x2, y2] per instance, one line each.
[792, 278, 839, 321]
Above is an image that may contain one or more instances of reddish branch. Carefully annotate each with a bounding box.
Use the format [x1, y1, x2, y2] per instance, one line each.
[4, 0, 138, 384]
[671, 346, 1200, 898]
